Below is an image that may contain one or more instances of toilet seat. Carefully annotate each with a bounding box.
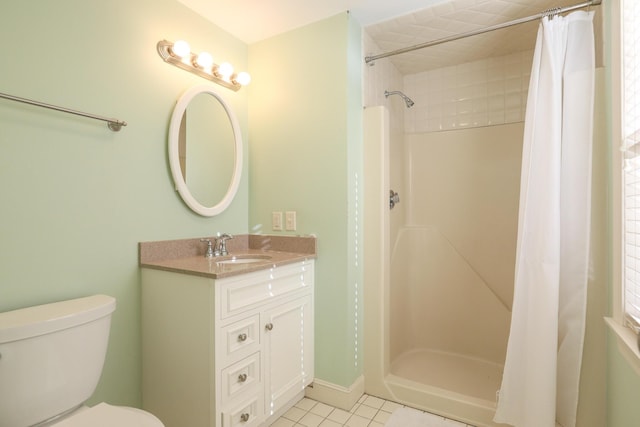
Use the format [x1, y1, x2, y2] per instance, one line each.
[52, 403, 163, 427]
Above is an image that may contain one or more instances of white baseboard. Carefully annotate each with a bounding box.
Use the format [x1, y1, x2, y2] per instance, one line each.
[305, 375, 365, 411]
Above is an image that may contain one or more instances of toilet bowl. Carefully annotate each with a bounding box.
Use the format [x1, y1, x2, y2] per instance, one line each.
[0, 295, 164, 427]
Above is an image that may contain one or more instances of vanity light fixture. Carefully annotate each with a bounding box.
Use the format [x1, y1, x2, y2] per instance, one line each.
[157, 39, 251, 91]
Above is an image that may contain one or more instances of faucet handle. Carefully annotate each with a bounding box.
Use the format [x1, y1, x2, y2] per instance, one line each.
[215, 233, 234, 256]
[200, 238, 214, 258]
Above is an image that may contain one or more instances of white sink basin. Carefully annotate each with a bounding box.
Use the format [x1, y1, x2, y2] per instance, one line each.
[216, 255, 271, 265]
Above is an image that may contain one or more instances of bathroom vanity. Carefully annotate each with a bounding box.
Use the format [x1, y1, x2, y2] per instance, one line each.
[139, 235, 316, 427]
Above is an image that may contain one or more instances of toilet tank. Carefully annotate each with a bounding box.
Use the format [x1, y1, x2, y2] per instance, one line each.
[0, 295, 116, 427]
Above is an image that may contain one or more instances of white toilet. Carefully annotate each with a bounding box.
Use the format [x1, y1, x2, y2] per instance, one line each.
[0, 294, 164, 427]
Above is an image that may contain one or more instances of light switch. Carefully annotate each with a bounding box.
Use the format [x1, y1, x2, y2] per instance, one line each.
[285, 211, 297, 231]
[272, 212, 283, 231]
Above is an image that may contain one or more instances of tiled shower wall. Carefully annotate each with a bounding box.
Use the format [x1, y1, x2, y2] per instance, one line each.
[403, 49, 533, 133]
[363, 29, 533, 134]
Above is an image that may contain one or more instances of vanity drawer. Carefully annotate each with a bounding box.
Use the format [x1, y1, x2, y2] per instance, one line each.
[221, 352, 261, 405]
[218, 261, 313, 319]
[221, 392, 263, 427]
[219, 315, 260, 365]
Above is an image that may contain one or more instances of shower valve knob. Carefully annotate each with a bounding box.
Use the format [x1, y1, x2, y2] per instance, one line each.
[390, 190, 400, 210]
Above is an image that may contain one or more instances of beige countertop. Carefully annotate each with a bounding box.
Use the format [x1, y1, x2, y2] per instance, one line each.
[139, 234, 316, 279]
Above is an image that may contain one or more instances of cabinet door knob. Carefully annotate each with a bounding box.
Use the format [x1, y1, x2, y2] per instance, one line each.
[265, 322, 274, 331]
[238, 333, 248, 342]
[240, 413, 250, 422]
[238, 373, 248, 383]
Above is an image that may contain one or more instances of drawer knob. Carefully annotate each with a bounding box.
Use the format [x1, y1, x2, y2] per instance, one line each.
[238, 333, 248, 342]
[240, 413, 250, 422]
[238, 373, 248, 383]
[265, 323, 274, 331]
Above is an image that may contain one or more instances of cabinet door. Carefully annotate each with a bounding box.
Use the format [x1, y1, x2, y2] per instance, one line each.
[263, 295, 314, 415]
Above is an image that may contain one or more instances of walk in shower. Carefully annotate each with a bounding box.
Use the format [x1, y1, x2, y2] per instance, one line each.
[362, 1, 605, 426]
[363, 105, 523, 426]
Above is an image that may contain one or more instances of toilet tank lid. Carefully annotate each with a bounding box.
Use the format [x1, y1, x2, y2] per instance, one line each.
[0, 295, 116, 344]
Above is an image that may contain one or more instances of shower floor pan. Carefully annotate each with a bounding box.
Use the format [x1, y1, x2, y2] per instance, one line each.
[390, 348, 503, 403]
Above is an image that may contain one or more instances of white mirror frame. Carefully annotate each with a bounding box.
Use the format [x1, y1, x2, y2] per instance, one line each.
[168, 85, 243, 216]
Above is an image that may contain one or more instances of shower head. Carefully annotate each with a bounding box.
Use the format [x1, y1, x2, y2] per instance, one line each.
[384, 90, 415, 108]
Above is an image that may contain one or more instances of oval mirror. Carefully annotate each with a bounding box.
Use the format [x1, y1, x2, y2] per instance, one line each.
[168, 85, 243, 216]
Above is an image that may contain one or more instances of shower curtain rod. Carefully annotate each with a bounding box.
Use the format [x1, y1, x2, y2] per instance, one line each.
[364, 0, 602, 65]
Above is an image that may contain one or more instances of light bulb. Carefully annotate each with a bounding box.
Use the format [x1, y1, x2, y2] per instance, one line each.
[196, 52, 214, 70]
[171, 40, 191, 58]
[217, 62, 234, 78]
[235, 71, 251, 86]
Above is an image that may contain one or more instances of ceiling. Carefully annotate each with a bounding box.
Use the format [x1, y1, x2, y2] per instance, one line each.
[176, 0, 447, 44]
[177, 0, 602, 75]
[365, 0, 601, 75]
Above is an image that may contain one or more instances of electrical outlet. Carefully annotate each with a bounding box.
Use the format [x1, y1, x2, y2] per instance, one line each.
[272, 211, 283, 231]
[285, 211, 297, 231]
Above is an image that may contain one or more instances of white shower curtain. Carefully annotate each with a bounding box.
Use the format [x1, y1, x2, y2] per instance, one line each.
[494, 11, 594, 427]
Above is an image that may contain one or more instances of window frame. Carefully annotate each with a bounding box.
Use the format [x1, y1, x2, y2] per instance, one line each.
[608, 0, 640, 375]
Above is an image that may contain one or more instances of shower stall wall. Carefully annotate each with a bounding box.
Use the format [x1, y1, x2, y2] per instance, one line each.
[363, 106, 524, 427]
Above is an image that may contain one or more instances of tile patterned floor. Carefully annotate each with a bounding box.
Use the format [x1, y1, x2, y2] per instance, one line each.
[269, 394, 476, 427]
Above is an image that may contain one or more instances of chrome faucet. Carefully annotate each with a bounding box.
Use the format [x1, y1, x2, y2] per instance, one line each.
[215, 233, 234, 256]
[200, 238, 215, 258]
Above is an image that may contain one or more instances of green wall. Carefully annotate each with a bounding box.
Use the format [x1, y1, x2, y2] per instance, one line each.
[607, 338, 640, 426]
[248, 13, 364, 387]
[1, 0, 365, 408]
[0, 0, 250, 407]
[4, 0, 640, 424]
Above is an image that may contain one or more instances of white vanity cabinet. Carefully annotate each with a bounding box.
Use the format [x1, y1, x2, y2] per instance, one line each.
[141, 260, 314, 427]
